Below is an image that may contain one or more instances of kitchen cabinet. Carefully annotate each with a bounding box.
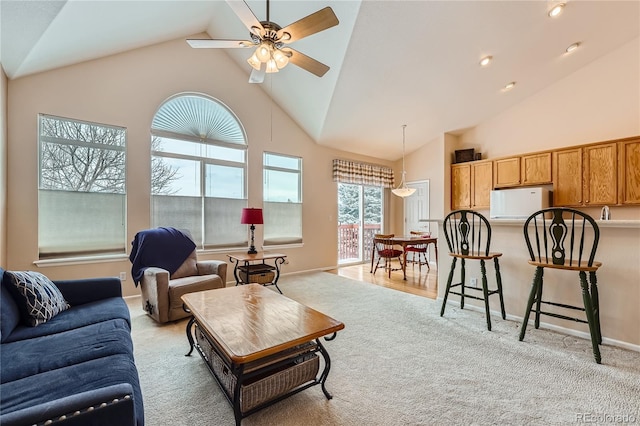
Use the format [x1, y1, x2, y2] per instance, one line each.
[451, 161, 493, 210]
[493, 153, 551, 188]
[471, 160, 493, 209]
[553, 143, 617, 207]
[521, 152, 552, 185]
[451, 136, 636, 211]
[451, 164, 471, 209]
[493, 157, 520, 188]
[583, 143, 617, 206]
[553, 148, 583, 206]
[618, 138, 640, 205]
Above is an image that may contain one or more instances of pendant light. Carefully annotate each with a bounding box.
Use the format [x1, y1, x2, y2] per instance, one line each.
[392, 125, 416, 198]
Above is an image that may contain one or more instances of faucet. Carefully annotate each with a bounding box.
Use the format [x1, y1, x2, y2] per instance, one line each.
[600, 206, 610, 220]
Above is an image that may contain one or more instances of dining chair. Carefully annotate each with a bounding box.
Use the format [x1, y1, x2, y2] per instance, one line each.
[440, 210, 506, 330]
[372, 234, 404, 279]
[519, 207, 603, 363]
[405, 231, 430, 271]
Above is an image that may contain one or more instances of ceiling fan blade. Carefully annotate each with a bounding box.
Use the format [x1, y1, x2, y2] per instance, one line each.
[249, 65, 266, 84]
[187, 39, 254, 49]
[284, 48, 330, 77]
[277, 7, 339, 43]
[225, 0, 264, 37]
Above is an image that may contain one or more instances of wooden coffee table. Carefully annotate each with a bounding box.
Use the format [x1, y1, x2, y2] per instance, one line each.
[182, 284, 345, 425]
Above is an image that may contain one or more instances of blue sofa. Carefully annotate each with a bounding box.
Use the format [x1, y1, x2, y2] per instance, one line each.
[0, 268, 144, 426]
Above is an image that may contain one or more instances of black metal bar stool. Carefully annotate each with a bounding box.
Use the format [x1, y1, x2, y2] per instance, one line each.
[440, 210, 506, 331]
[519, 207, 603, 363]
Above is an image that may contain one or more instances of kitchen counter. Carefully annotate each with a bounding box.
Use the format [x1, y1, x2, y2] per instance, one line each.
[426, 218, 640, 228]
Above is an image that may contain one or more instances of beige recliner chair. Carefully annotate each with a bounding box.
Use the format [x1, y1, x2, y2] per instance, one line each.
[130, 227, 227, 323]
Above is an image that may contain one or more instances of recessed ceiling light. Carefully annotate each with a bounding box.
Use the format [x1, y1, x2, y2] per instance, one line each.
[479, 56, 493, 67]
[548, 3, 566, 18]
[502, 82, 516, 92]
[565, 42, 580, 53]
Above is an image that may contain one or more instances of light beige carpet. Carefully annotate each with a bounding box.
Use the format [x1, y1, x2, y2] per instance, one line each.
[128, 272, 640, 426]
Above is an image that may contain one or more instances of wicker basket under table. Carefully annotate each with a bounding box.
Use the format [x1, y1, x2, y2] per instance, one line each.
[238, 264, 276, 284]
[194, 323, 320, 413]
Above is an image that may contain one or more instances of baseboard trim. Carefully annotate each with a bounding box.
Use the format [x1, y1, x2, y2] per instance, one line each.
[440, 299, 640, 353]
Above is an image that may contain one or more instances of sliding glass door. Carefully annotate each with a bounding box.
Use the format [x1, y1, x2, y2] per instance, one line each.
[337, 183, 383, 264]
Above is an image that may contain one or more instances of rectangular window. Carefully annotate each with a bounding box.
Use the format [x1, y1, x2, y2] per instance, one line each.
[151, 135, 247, 249]
[263, 152, 302, 245]
[38, 114, 126, 259]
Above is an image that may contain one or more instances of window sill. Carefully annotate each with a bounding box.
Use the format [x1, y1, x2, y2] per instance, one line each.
[34, 253, 129, 267]
[262, 243, 304, 250]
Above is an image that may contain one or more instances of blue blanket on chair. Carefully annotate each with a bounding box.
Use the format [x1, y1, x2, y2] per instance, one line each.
[129, 227, 196, 286]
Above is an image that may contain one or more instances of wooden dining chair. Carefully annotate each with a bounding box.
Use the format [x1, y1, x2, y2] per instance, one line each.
[372, 234, 404, 278]
[440, 210, 506, 331]
[405, 231, 430, 271]
[519, 207, 603, 363]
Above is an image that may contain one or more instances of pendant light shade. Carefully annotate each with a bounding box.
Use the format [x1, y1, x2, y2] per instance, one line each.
[392, 125, 416, 198]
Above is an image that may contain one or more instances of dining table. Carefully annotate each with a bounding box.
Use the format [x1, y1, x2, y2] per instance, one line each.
[370, 235, 438, 280]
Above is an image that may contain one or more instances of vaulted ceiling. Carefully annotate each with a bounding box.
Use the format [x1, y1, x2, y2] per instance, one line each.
[2, 1, 639, 159]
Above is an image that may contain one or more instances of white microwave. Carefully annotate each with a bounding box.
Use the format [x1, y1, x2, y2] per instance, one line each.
[490, 187, 550, 219]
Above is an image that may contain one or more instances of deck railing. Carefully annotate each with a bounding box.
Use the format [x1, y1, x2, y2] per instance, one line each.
[338, 223, 381, 262]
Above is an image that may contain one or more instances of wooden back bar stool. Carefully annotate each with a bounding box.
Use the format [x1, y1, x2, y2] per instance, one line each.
[440, 210, 506, 331]
[519, 207, 603, 363]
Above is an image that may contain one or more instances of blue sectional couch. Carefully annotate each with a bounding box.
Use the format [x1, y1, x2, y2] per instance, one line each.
[0, 268, 144, 426]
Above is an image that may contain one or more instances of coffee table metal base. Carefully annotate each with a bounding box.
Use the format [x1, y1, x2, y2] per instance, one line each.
[185, 317, 335, 425]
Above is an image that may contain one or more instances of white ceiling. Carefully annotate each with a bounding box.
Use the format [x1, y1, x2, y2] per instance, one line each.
[2, 0, 639, 160]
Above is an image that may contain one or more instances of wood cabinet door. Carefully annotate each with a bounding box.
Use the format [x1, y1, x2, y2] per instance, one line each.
[471, 161, 493, 209]
[553, 148, 583, 206]
[451, 164, 471, 209]
[521, 152, 552, 185]
[583, 143, 617, 205]
[493, 157, 521, 188]
[618, 138, 640, 205]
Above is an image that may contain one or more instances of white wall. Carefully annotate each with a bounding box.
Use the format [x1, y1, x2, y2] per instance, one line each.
[5, 37, 394, 295]
[1, 66, 7, 267]
[429, 37, 640, 347]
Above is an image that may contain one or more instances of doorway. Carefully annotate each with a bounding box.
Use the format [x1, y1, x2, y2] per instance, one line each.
[337, 183, 383, 264]
[404, 180, 430, 234]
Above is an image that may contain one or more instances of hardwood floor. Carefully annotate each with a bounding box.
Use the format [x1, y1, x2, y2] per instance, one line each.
[327, 260, 438, 299]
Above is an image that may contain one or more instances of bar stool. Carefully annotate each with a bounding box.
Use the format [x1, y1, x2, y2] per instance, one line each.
[440, 210, 506, 330]
[519, 207, 603, 363]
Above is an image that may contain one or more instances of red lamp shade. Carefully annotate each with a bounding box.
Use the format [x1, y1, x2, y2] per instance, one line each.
[240, 208, 263, 225]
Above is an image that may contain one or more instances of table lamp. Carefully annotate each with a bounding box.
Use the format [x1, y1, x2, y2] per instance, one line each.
[240, 208, 263, 254]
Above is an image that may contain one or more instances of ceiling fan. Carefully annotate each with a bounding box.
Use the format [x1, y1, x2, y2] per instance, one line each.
[187, 0, 339, 84]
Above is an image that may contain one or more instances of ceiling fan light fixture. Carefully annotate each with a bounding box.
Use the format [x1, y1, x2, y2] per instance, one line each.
[189, 2, 338, 82]
[256, 42, 272, 62]
[265, 58, 279, 73]
[392, 125, 416, 198]
[273, 49, 290, 69]
[247, 52, 262, 70]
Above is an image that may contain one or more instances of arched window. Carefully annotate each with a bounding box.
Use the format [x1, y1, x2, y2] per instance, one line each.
[150, 93, 248, 249]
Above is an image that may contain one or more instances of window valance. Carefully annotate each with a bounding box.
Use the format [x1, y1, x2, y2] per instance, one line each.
[332, 159, 394, 188]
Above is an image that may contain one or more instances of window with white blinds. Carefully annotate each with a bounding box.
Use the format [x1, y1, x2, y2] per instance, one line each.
[150, 93, 248, 249]
[38, 114, 127, 259]
[263, 152, 303, 246]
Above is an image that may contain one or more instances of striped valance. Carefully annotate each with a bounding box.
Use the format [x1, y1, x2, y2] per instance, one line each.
[332, 159, 394, 188]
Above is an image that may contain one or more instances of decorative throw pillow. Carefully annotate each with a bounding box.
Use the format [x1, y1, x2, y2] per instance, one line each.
[6, 271, 70, 326]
